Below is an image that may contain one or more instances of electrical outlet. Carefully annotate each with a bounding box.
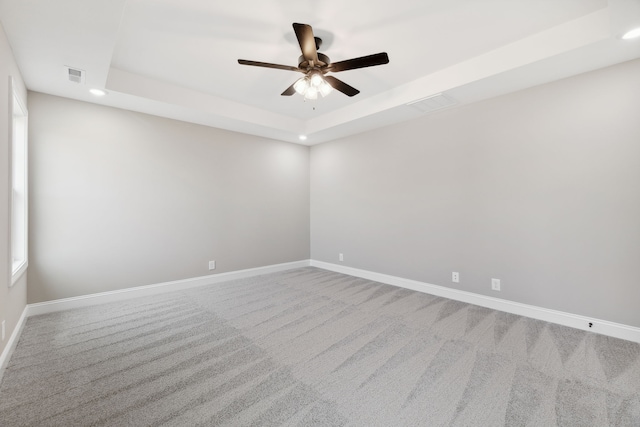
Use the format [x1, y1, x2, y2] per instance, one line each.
[452, 272, 459, 283]
[208, 260, 216, 271]
[1, 320, 5, 341]
[339, 253, 344, 262]
[491, 278, 501, 291]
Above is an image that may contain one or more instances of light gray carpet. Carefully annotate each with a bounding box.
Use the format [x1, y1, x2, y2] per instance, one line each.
[1, 267, 639, 426]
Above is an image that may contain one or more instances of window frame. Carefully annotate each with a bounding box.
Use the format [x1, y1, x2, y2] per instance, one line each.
[9, 76, 28, 287]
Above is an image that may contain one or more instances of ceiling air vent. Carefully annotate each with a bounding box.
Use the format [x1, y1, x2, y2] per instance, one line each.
[66, 67, 85, 84]
[406, 93, 457, 113]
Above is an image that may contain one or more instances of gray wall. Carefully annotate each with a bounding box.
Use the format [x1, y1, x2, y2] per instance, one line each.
[23, 58, 640, 329]
[311, 58, 640, 328]
[0, 22, 27, 356]
[28, 92, 310, 303]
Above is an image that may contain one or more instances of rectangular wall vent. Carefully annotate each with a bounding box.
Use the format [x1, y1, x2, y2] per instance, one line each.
[406, 93, 457, 113]
[66, 67, 85, 84]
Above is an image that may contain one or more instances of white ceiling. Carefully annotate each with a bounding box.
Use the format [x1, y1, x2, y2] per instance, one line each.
[1, 0, 639, 145]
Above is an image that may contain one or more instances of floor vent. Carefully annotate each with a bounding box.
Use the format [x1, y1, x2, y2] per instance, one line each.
[66, 67, 85, 84]
[406, 93, 457, 113]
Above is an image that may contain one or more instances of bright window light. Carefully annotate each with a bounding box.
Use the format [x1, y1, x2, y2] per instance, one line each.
[10, 79, 28, 286]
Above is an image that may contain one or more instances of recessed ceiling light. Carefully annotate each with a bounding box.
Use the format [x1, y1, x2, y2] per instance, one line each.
[622, 27, 640, 40]
[89, 88, 107, 96]
[299, 135, 307, 141]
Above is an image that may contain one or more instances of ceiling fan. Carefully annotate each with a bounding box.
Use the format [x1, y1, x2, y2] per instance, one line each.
[238, 23, 389, 100]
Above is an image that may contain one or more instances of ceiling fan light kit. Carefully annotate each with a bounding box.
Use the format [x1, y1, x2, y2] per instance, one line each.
[238, 23, 389, 100]
[294, 70, 333, 100]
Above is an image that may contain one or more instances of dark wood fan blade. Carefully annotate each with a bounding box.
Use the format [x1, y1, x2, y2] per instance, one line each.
[238, 59, 303, 72]
[327, 52, 389, 73]
[281, 83, 296, 96]
[293, 23, 319, 64]
[324, 76, 360, 97]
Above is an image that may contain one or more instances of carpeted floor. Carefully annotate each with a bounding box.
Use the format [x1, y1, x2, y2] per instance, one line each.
[1, 267, 639, 426]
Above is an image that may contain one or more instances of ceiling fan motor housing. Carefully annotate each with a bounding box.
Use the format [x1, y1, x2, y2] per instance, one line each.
[298, 52, 330, 70]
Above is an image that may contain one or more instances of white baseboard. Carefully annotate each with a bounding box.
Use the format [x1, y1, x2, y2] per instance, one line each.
[0, 306, 28, 383]
[16, 258, 640, 344]
[27, 260, 311, 317]
[310, 260, 640, 343]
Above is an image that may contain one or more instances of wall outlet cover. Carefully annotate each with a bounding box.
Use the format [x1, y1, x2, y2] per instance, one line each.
[208, 260, 216, 270]
[491, 278, 501, 291]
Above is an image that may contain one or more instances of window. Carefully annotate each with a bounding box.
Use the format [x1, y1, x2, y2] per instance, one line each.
[10, 78, 28, 286]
